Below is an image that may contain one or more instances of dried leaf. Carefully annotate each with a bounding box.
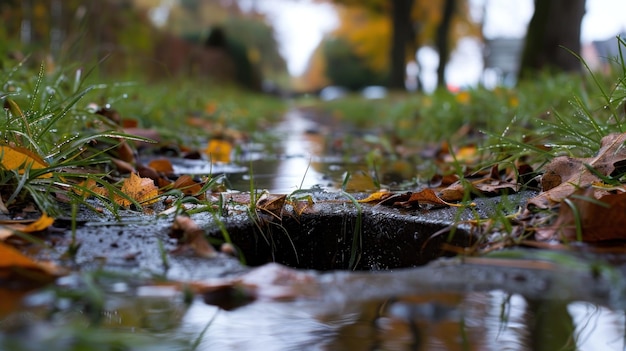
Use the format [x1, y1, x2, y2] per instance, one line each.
[148, 158, 174, 174]
[0, 213, 55, 241]
[0, 242, 65, 283]
[358, 190, 392, 203]
[173, 175, 203, 197]
[539, 189, 626, 242]
[21, 213, 54, 232]
[205, 139, 232, 163]
[529, 132, 626, 209]
[0, 144, 51, 178]
[472, 177, 519, 195]
[438, 182, 468, 202]
[170, 216, 216, 258]
[118, 173, 159, 206]
[394, 188, 448, 208]
[256, 193, 286, 218]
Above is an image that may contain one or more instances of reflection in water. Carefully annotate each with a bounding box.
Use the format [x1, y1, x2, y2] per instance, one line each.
[228, 108, 331, 193]
[178, 290, 625, 351]
[271, 108, 326, 193]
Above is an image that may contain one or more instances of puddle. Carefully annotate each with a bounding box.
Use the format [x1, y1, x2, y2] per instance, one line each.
[167, 107, 417, 193]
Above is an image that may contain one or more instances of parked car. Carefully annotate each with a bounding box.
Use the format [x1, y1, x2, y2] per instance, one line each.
[320, 86, 348, 101]
[361, 85, 387, 99]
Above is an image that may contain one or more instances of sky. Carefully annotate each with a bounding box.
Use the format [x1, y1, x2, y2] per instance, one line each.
[238, 0, 338, 75]
[246, 0, 626, 77]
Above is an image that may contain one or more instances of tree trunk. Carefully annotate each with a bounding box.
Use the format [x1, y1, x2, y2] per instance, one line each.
[518, 0, 586, 80]
[388, 0, 415, 89]
[435, 0, 456, 89]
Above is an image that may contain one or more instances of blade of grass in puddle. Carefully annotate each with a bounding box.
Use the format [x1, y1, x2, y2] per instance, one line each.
[341, 172, 363, 270]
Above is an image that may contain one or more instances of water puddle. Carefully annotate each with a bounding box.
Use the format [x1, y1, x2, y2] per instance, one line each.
[168, 107, 415, 193]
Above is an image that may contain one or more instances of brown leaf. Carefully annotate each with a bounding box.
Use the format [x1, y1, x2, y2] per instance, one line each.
[170, 216, 216, 258]
[394, 188, 449, 208]
[529, 132, 626, 209]
[256, 193, 286, 218]
[539, 189, 626, 242]
[472, 177, 519, 195]
[438, 182, 468, 202]
[172, 175, 203, 197]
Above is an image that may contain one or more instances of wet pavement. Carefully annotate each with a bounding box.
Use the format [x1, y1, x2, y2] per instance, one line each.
[2, 108, 626, 350]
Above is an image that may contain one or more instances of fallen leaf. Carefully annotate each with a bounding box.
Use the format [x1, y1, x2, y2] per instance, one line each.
[0, 213, 55, 241]
[173, 175, 203, 197]
[358, 190, 392, 203]
[148, 158, 174, 174]
[529, 132, 626, 209]
[21, 213, 54, 232]
[170, 216, 216, 258]
[205, 139, 232, 163]
[0, 242, 65, 284]
[256, 193, 286, 219]
[118, 173, 159, 206]
[471, 177, 520, 195]
[538, 189, 626, 242]
[393, 188, 469, 208]
[0, 144, 52, 178]
[438, 182, 469, 202]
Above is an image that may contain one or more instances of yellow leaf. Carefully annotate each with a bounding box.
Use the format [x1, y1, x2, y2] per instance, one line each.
[0, 144, 52, 178]
[358, 190, 391, 203]
[22, 213, 54, 232]
[0, 213, 54, 240]
[205, 139, 232, 163]
[118, 173, 159, 206]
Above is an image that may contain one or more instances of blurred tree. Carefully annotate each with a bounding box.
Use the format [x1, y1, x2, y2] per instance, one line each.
[323, 38, 387, 90]
[162, 0, 287, 86]
[435, 0, 455, 88]
[319, 0, 477, 90]
[296, 45, 329, 91]
[0, 0, 287, 86]
[518, 0, 586, 80]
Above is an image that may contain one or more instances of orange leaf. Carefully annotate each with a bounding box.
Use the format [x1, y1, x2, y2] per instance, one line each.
[0, 242, 65, 282]
[0, 145, 51, 178]
[358, 190, 392, 203]
[173, 175, 203, 196]
[148, 158, 174, 174]
[73, 178, 100, 197]
[205, 139, 232, 163]
[21, 213, 54, 232]
[118, 173, 159, 206]
[0, 213, 55, 241]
